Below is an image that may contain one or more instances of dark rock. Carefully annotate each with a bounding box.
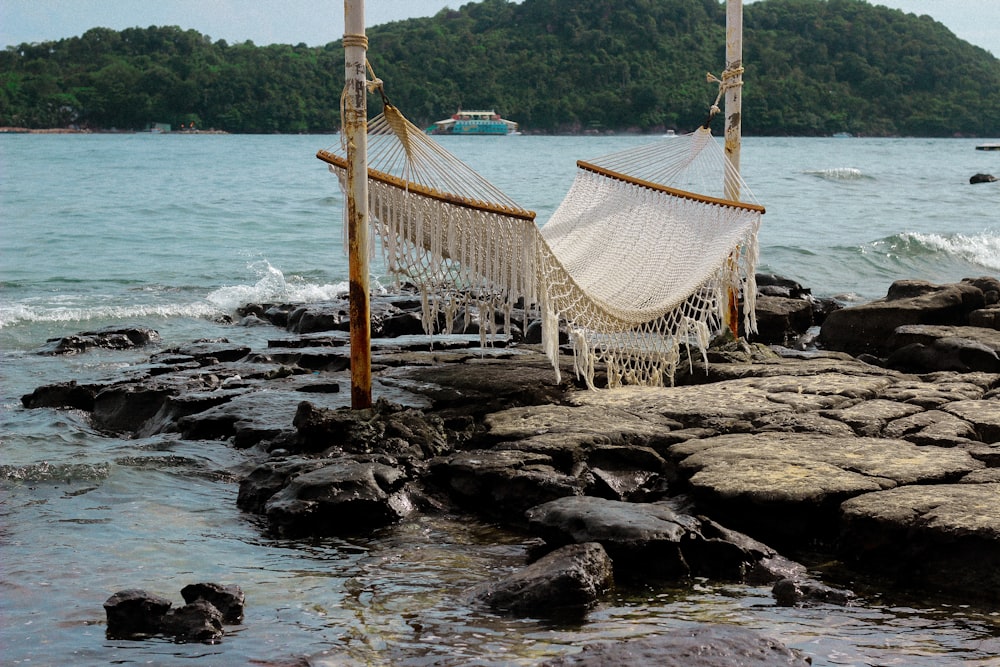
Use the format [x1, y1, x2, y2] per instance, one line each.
[521, 495, 804, 583]
[970, 306, 1000, 330]
[756, 274, 813, 300]
[772, 577, 855, 606]
[970, 173, 997, 184]
[963, 277, 1000, 305]
[37, 325, 161, 355]
[430, 449, 582, 522]
[292, 303, 351, 334]
[380, 311, 426, 337]
[237, 458, 330, 513]
[885, 324, 1000, 373]
[887, 339, 1000, 374]
[751, 295, 815, 345]
[292, 399, 448, 457]
[92, 382, 178, 433]
[263, 460, 412, 537]
[839, 483, 1000, 603]
[152, 340, 251, 365]
[180, 583, 245, 624]
[525, 496, 704, 580]
[537, 624, 811, 666]
[471, 542, 613, 616]
[103, 589, 172, 638]
[158, 599, 224, 642]
[21, 380, 100, 411]
[819, 279, 987, 356]
[254, 345, 351, 371]
[135, 388, 247, 438]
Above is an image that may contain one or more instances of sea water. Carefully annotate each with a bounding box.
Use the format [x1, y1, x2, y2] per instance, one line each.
[1, 132, 999, 666]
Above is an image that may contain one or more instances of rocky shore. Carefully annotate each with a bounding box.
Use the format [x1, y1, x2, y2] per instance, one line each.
[21, 275, 1000, 660]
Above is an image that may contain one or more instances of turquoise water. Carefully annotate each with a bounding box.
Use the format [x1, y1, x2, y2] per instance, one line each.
[1, 132, 999, 665]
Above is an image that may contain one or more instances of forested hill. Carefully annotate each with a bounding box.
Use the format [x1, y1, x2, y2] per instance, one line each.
[2, 0, 999, 136]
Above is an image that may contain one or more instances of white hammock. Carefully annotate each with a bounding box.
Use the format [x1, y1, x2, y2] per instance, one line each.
[318, 103, 764, 388]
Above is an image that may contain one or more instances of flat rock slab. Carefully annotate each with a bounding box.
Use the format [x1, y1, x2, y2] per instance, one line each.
[537, 624, 810, 666]
[568, 382, 792, 429]
[568, 372, 899, 430]
[942, 399, 1000, 443]
[485, 404, 681, 445]
[669, 432, 983, 544]
[840, 483, 1000, 601]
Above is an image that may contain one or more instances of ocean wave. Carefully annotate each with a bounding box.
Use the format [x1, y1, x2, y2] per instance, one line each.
[0, 461, 111, 482]
[803, 167, 867, 181]
[0, 300, 224, 329]
[0, 261, 370, 329]
[906, 231, 1000, 272]
[205, 260, 354, 311]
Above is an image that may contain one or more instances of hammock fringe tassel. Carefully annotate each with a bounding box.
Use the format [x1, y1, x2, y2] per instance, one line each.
[317, 102, 763, 389]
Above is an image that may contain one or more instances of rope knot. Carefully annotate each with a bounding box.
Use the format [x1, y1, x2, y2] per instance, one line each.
[342, 33, 369, 50]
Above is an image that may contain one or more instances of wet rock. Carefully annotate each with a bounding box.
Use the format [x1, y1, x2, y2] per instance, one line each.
[471, 542, 613, 616]
[237, 457, 330, 513]
[288, 301, 351, 334]
[263, 459, 413, 537]
[21, 380, 100, 411]
[180, 583, 245, 624]
[525, 496, 783, 581]
[839, 483, 1000, 602]
[526, 496, 698, 579]
[104, 589, 173, 638]
[37, 325, 161, 355]
[772, 577, 855, 606]
[430, 449, 582, 522]
[159, 599, 224, 642]
[92, 381, 179, 433]
[537, 624, 811, 666]
[756, 274, 813, 300]
[152, 339, 251, 365]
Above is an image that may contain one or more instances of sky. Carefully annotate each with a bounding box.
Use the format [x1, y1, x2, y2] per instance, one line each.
[1, 0, 997, 56]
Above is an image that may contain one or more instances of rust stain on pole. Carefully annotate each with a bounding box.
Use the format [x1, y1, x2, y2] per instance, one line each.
[724, 0, 744, 339]
[344, 0, 372, 409]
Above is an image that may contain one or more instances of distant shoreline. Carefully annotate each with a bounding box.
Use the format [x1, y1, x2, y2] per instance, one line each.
[0, 126, 229, 134]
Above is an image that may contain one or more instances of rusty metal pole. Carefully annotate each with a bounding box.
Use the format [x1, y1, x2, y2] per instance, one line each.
[344, 0, 372, 408]
[724, 0, 744, 338]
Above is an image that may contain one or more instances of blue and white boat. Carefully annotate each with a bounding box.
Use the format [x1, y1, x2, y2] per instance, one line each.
[426, 109, 518, 135]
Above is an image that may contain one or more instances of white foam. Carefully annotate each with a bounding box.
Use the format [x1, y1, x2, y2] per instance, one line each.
[804, 167, 865, 180]
[205, 261, 353, 311]
[909, 230, 1000, 271]
[0, 301, 223, 329]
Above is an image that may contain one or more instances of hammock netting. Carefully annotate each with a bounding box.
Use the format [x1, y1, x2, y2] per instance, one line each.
[318, 103, 763, 388]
